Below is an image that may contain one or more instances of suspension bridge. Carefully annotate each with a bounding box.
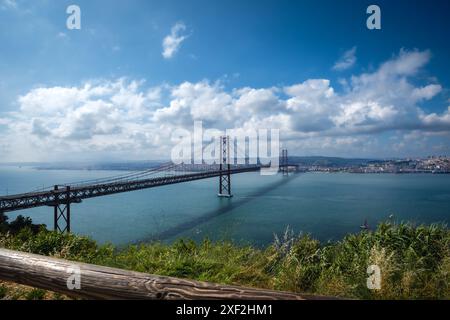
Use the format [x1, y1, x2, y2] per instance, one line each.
[0, 137, 293, 233]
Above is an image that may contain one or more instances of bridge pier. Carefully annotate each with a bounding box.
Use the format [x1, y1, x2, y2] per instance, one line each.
[53, 185, 71, 233]
[218, 136, 233, 198]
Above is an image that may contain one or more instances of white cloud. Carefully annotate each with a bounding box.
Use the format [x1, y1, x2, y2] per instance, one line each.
[234, 87, 282, 115]
[162, 22, 189, 59]
[154, 81, 233, 125]
[412, 84, 442, 101]
[1, 49, 449, 161]
[335, 49, 441, 133]
[420, 106, 450, 129]
[333, 47, 357, 71]
[284, 80, 336, 132]
[2, 79, 163, 161]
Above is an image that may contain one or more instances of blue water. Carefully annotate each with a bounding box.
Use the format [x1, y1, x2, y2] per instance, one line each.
[1, 165, 449, 246]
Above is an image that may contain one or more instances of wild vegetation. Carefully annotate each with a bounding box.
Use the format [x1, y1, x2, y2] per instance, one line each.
[0, 212, 448, 300]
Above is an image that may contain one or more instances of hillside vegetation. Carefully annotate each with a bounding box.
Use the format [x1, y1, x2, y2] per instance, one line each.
[0, 218, 449, 299]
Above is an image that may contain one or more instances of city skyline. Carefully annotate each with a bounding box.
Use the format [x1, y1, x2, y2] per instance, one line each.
[0, 0, 449, 162]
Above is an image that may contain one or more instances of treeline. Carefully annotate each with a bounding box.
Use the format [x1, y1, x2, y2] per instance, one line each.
[0, 212, 44, 235]
[0, 218, 449, 300]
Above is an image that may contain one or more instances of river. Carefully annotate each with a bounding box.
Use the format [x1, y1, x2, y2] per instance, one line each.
[1, 165, 449, 246]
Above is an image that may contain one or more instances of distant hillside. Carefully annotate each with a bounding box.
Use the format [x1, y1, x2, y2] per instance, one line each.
[3, 157, 385, 171]
[32, 160, 166, 171]
[289, 156, 379, 167]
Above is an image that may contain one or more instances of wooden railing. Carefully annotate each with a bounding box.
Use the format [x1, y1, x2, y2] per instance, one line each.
[0, 248, 330, 300]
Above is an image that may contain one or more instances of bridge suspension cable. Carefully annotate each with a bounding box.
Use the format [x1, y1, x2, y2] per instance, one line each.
[29, 162, 177, 192]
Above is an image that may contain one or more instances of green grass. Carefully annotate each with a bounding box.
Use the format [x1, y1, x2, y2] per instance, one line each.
[25, 289, 46, 300]
[0, 285, 7, 299]
[0, 222, 449, 299]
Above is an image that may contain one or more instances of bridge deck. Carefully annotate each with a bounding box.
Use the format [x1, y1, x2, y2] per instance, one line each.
[0, 166, 260, 213]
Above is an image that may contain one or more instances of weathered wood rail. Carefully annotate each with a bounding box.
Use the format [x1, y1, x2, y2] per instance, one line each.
[0, 248, 329, 300]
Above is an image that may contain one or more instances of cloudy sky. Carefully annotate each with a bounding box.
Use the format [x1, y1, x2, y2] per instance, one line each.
[0, 0, 449, 162]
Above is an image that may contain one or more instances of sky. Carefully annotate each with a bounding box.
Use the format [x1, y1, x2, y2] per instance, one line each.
[0, 0, 449, 162]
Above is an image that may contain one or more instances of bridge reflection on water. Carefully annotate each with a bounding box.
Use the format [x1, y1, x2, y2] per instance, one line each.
[142, 173, 299, 243]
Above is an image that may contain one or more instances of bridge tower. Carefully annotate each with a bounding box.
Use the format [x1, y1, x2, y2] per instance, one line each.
[53, 185, 71, 233]
[218, 136, 233, 198]
[280, 149, 289, 176]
